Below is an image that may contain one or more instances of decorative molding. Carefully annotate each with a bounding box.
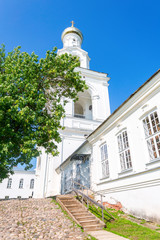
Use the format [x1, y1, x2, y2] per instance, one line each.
[97, 166, 160, 187]
[118, 168, 133, 176]
[98, 177, 160, 194]
[92, 95, 100, 100]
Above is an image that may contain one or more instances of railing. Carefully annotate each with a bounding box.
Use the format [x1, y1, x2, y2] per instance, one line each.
[71, 180, 114, 221]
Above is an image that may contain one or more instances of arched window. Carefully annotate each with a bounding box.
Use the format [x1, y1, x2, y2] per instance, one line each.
[74, 90, 92, 120]
[74, 102, 84, 118]
[19, 179, 24, 189]
[30, 179, 34, 189]
[7, 178, 12, 189]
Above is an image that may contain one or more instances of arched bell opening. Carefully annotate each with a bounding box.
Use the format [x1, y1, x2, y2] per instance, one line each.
[74, 90, 92, 120]
[74, 102, 84, 118]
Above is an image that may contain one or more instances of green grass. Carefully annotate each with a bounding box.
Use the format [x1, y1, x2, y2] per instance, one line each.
[88, 205, 160, 240]
[85, 235, 97, 240]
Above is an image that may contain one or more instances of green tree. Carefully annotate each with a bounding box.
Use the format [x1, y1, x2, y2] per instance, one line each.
[0, 45, 87, 181]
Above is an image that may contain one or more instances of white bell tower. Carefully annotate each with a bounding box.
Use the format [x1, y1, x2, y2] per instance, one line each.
[34, 22, 111, 198]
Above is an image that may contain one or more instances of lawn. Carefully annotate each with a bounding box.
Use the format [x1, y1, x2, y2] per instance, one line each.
[89, 205, 160, 240]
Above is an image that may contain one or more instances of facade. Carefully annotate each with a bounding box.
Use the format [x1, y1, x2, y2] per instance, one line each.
[0, 170, 35, 199]
[33, 23, 160, 222]
[34, 23, 111, 198]
[87, 70, 160, 222]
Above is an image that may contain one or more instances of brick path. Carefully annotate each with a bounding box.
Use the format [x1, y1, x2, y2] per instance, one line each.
[0, 198, 88, 240]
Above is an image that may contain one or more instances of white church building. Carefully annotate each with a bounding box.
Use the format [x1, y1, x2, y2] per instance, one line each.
[34, 23, 160, 223]
[1, 23, 159, 223]
[0, 169, 35, 199]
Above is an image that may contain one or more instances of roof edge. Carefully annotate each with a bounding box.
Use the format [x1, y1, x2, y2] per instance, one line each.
[87, 68, 160, 139]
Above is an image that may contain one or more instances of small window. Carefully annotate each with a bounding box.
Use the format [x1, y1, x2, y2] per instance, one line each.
[143, 111, 160, 161]
[117, 130, 132, 171]
[30, 179, 34, 189]
[100, 143, 109, 178]
[7, 178, 12, 189]
[19, 179, 24, 189]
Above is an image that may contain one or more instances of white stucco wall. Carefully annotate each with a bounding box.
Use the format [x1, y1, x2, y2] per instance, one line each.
[89, 72, 160, 222]
[0, 170, 35, 199]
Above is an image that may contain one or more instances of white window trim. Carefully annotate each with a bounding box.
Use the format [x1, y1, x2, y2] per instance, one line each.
[117, 129, 132, 172]
[139, 106, 157, 120]
[100, 142, 109, 179]
[19, 179, 24, 189]
[30, 179, 34, 189]
[142, 110, 160, 162]
[7, 178, 12, 189]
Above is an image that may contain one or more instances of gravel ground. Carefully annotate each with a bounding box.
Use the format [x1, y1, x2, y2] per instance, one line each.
[0, 198, 88, 240]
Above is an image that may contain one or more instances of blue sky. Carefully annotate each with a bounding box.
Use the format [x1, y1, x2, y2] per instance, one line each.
[1, 0, 160, 169]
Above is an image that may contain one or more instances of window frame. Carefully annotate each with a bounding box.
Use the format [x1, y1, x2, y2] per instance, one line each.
[117, 130, 132, 172]
[30, 179, 34, 189]
[100, 142, 109, 178]
[7, 178, 12, 189]
[19, 179, 24, 189]
[142, 110, 160, 161]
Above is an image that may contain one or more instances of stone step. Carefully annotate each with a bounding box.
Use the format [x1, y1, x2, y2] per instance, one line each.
[57, 194, 105, 232]
[71, 210, 89, 215]
[76, 216, 95, 220]
[70, 209, 88, 214]
[60, 200, 77, 204]
[65, 204, 80, 207]
[84, 224, 104, 231]
[58, 197, 73, 200]
[58, 195, 73, 200]
[79, 220, 99, 226]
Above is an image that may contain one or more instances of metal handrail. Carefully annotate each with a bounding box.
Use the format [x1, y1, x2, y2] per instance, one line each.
[71, 180, 114, 221]
[72, 180, 105, 197]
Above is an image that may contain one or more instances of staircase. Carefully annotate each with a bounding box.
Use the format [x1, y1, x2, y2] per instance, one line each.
[56, 194, 105, 231]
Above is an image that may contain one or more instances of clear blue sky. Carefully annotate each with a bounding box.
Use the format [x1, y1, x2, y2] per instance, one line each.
[1, 0, 160, 168]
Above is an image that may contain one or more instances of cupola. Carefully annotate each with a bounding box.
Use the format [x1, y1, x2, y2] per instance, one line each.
[58, 21, 90, 69]
[61, 21, 83, 48]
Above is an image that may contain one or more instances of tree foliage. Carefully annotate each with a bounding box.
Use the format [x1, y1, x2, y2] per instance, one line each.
[0, 45, 87, 181]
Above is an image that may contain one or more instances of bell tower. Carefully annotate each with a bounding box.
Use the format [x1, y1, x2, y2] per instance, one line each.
[34, 22, 111, 198]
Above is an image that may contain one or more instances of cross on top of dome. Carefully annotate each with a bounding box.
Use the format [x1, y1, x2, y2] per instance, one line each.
[71, 20, 75, 27]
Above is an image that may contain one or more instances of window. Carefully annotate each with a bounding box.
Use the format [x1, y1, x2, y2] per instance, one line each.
[117, 130, 132, 171]
[7, 178, 12, 189]
[19, 179, 24, 189]
[73, 90, 92, 120]
[143, 111, 160, 161]
[30, 179, 34, 189]
[100, 143, 109, 178]
[74, 102, 84, 118]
